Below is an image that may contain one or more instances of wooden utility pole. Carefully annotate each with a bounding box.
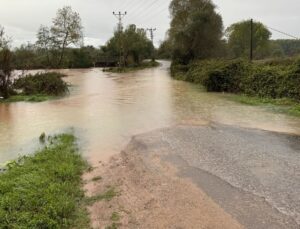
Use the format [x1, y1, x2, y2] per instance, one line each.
[113, 11, 127, 67]
[147, 28, 156, 61]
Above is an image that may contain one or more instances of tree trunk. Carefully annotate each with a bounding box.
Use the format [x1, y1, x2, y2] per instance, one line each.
[58, 32, 69, 67]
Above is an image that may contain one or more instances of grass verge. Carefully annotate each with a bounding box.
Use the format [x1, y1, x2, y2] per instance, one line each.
[229, 94, 300, 117]
[104, 61, 160, 73]
[0, 94, 57, 103]
[0, 134, 90, 228]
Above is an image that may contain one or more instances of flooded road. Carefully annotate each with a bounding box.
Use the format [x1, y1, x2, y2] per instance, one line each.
[0, 61, 300, 163]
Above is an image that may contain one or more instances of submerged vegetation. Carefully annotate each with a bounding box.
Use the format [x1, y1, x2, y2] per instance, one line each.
[171, 58, 300, 116]
[0, 134, 89, 228]
[104, 60, 160, 73]
[14, 72, 69, 96]
[0, 72, 69, 103]
[230, 95, 300, 117]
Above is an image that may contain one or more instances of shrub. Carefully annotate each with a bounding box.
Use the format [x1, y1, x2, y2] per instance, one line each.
[13, 72, 69, 96]
[184, 60, 250, 92]
[171, 58, 300, 101]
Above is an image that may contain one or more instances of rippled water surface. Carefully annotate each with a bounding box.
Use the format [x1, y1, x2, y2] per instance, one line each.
[1, 61, 300, 163]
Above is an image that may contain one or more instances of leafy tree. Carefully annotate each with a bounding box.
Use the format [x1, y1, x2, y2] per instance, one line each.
[36, 6, 83, 67]
[226, 20, 271, 59]
[157, 39, 173, 59]
[104, 24, 153, 66]
[169, 0, 224, 64]
[0, 26, 13, 99]
[13, 43, 38, 70]
[271, 39, 300, 57]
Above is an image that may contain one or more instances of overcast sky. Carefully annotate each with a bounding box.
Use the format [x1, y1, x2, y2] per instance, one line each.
[0, 0, 299, 48]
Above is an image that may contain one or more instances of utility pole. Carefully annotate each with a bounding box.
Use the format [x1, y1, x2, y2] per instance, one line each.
[113, 11, 127, 67]
[147, 28, 156, 61]
[250, 19, 253, 61]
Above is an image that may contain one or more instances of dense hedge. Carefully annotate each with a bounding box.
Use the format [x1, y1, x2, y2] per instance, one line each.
[13, 72, 69, 96]
[171, 58, 300, 101]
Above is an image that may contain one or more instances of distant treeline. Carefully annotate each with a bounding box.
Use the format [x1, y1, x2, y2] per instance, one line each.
[12, 45, 102, 69]
[157, 39, 300, 61]
[270, 40, 300, 57]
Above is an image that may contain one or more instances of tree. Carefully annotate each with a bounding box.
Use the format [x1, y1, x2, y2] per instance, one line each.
[157, 39, 173, 59]
[36, 6, 83, 67]
[169, 0, 224, 64]
[226, 20, 271, 59]
[36, 25, 54, 67]
[104, 24, 153, 66]
[0, 26, 13, 99]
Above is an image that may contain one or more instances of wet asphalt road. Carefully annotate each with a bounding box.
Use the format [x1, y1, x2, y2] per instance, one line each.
[128, 123, 300, 229]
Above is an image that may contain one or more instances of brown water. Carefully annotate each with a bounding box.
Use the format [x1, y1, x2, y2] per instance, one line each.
[1, 61, 300, 163]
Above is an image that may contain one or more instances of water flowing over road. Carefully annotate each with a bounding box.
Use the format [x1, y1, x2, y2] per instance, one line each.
[0, 61, 300, 163]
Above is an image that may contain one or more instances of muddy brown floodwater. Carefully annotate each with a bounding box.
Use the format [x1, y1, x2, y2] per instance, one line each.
[1, 61, 300, 228]
[0, 61, 300, 163]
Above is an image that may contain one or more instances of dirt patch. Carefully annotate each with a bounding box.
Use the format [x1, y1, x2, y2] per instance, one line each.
[83, 145, 243, 229]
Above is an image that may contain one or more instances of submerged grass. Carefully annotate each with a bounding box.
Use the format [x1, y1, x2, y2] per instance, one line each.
[0, 134, 90, 228]
[230, 94, 300, 117]
[104, 61, 160, 73]
[0, 94, 56, 103]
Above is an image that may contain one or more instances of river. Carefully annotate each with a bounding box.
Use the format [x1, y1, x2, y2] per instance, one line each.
[0, 61, 300, 163]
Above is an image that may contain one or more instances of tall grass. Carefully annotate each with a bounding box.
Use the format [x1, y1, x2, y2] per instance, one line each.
[0, 134, 89, 228]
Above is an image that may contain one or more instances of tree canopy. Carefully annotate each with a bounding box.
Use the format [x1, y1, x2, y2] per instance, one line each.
[226, 20, 271, 59]
[169, 0, 224, 64]
[0, 26, 13, 98]
[36, 6, 83, 67]
[103, 24, 153, 66]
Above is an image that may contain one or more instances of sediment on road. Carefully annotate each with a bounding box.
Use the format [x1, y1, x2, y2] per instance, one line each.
[85, 123, 300, 229]
[84, 139, 243, 229]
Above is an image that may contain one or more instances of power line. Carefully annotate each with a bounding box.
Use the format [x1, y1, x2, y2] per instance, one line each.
[127, 0, 162, 20]
[126, 0, 150, 17]
[136, 4, 169, 25]
[267, 26, 299, 40]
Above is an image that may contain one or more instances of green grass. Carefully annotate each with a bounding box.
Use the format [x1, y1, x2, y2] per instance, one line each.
[230, 94, 300, 117]
[0, 134, 90, 228]
[104, 61, 160, 73]
[0, 94, 56, 103]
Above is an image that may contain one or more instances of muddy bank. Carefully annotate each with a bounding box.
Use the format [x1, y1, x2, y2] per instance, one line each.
[85, 123, 300, 228]
[84, 141, 243, 229]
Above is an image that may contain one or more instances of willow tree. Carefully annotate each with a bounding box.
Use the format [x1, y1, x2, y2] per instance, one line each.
[169, 0, 223, 64]
[36, 6, 83, 67]
[0, 26, 13, 99]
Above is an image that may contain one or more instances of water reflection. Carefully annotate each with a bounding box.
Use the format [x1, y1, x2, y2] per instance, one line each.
[0, 61, 300, 163]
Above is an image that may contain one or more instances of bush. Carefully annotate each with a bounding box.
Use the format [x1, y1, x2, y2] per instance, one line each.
[13, 72, 69, 96]
[187, 60, 250, 92]
[171, 58, 300, 101]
